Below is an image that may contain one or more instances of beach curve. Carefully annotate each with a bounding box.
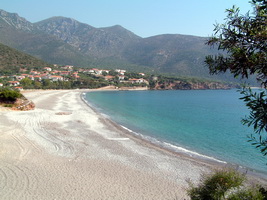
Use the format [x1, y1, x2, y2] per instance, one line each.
[0, 89, 230, 199]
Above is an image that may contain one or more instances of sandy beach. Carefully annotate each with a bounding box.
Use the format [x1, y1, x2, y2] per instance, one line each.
[0, 89, 236, 199]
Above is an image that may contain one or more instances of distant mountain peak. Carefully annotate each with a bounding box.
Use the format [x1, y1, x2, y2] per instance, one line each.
[107, 24, 125, 29]
[0, 9, 34, 32]
[34, 16, 96, 47]
[36, 16, 94, 27]
[0, 8, 243, 83]
[34, 16, 141, 57]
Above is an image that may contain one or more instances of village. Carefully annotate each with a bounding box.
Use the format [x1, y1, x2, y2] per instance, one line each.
[0, 65, 150, 90]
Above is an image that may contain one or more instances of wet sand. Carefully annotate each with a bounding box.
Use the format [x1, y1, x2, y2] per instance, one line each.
[0, 89, 236, 199]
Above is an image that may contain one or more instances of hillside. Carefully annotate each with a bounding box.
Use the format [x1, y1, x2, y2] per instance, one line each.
[122, 34, 212, 76]
[34, 17, 214, 77]
[0, 42, 51, 73]
[0, 9, 256, 83]
[35, 17, 141, 58]
[0, 10, 95, 67]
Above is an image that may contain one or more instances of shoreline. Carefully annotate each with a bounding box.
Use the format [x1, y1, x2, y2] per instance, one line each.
[82, 92, 219, 165]
[0, 89, 266, 199]
[82, 91, 224, 165]
[82, 89, 267, 182]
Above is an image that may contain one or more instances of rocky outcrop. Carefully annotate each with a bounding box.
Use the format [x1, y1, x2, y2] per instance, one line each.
[0, 9, 34, 32]
[152, 81, 233, 90]
[15, 97, 35, 111]
[0, 96, 35, 111]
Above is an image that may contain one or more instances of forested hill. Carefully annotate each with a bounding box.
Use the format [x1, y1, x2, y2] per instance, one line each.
[0, 9, 256, 84]
[0, 43, 51, 74]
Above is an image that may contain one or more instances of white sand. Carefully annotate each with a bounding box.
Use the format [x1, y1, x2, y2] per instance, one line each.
[0, 89, 218, 199]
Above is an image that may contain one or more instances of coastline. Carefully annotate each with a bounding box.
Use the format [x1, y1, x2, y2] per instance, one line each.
[82, 89, 267, 182]
[0, 89, 265, 199]
[82, 92, 224, 165]
[82, 91, 223, 165]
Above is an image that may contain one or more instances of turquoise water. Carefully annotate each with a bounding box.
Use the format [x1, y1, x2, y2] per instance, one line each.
[85, 90, 267, 174]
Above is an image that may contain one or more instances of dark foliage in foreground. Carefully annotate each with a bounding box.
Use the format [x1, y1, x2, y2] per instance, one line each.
[0, 88, 22, 102]
[205, 0, 267, 156]
[187, 169, 266, 200]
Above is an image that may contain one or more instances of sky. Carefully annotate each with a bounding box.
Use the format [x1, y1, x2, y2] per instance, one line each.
[1, 0, 253, 38]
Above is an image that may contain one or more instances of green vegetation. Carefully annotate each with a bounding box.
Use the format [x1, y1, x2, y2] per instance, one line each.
[0, 9, 258, 84]
[147, 74, 236, 90]
[0, 15, 238, 91]
[0, 88, 22, 102]
[187, 169, 266, 200]
[205, 0, 267, 156]
[228, 188, 266, 200]
[0, 43, 51, 73]
[240, 88, 267, 155]
[18, 76, 108, 90]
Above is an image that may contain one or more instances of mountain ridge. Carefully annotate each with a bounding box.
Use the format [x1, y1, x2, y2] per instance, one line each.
[0, 8, 248, 83]
[0, 9, 34, 32]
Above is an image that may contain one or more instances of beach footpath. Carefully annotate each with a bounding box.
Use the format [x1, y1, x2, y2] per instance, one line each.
[0, 89, 214, 199]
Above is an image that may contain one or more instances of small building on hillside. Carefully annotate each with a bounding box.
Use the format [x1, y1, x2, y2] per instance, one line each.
[118, 75, 125, 81]
[50, 76, 64, 81]
[8, 81, 20, 87]
[104, 75, 115, 81]
[30, 70, 40, 75]
[14, 76, 26, 81]
[129, 78, 148, 84]
[15, 86, 23, 91]
[59, 71, 71, 76]
[115, 69, 126, 75]
[27, 75, 34, 80]
[44, 67, 52, 71]
[61, 65, 74, 71]
[72, 72, 80, 79]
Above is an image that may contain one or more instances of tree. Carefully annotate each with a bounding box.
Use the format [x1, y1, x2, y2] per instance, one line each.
[205, 0, 267, 156]
[102, 71, 108, 76]
[187, 169, 265, 200]
[0, 88, 22, 102]
[42, 79, 51, 89]
[20, 78, 33, 89]
[33, 81, 42, 89]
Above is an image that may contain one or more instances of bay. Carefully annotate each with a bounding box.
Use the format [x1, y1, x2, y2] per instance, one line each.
[85, 90, 267, 174]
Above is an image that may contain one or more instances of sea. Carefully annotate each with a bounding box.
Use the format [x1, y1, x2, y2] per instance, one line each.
[84, 89, 267, 175]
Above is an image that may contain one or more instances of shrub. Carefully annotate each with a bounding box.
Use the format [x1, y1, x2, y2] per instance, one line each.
[227, 187, 265, 200]
[3, 104, 13, 107]
[0, 88, 22, 102]
[187, 169, 267, 200]
[187, 169, 245, 200]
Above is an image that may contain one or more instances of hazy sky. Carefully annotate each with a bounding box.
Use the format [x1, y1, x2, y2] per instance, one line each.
[1, 0, 253, 38]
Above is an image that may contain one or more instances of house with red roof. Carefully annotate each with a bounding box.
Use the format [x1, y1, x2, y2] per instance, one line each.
[15, 86, 23, 91]
[72, 72, 80, 79]
[50, 76, 64, 81]
[59, 71, 71, 76]
[8, 81, 20, 87]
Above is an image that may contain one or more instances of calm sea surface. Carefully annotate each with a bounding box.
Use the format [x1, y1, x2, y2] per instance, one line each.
[85, 90, 267, 174]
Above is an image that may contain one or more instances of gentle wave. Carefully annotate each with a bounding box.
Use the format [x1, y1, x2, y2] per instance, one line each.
[162, 142, 227, 164]
[120, 125, 227, 164]
[83, 92, 224, 164]
[84, 90, 267, 175]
